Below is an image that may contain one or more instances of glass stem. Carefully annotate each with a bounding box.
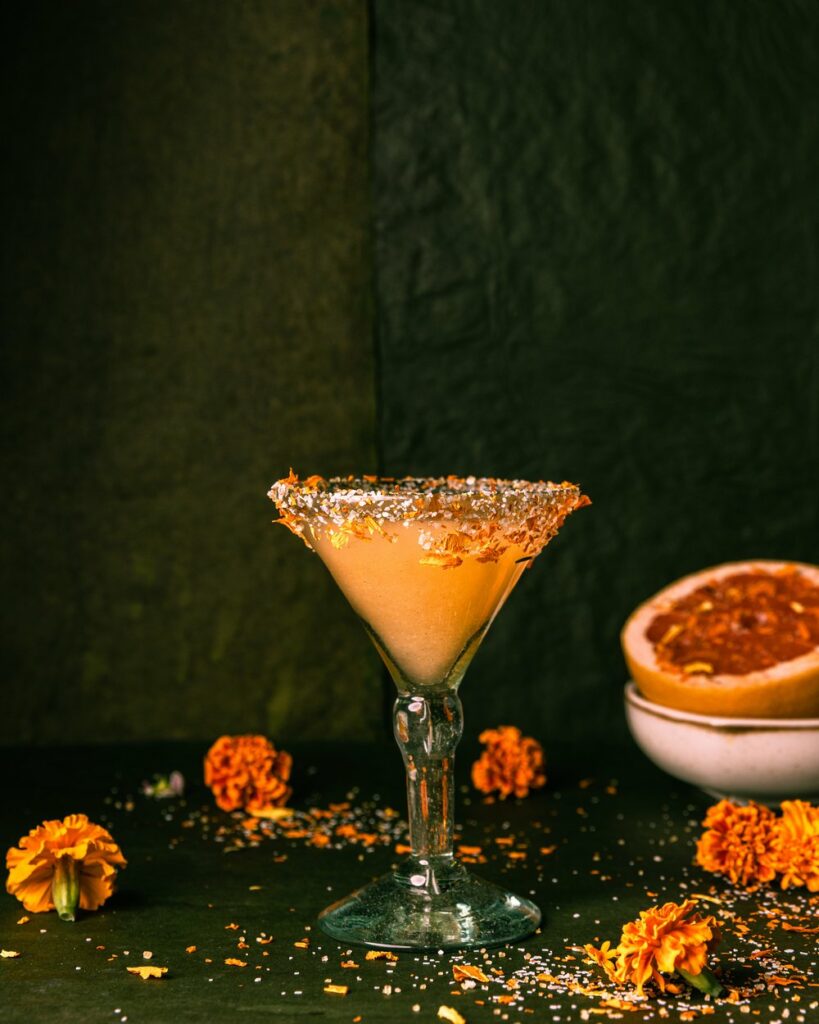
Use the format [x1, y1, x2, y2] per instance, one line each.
[393, 692, 464, 862]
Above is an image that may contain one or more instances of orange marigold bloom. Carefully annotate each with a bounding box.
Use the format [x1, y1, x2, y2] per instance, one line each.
[773, 800, 819, 892]
[471, 726, 546, 799]
[6, 814, 126, 921]
[585, 900, 721, 996]
[695, 799, 778, 888]
[204, 735, 292, 813]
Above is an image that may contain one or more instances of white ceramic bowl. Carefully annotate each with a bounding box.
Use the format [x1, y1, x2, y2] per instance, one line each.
[624, 682, 819, 803]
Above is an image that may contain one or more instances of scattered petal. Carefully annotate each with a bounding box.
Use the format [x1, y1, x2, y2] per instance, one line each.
[324, 984, 348, 996]
[126, 966, 167, 979]
[438, 1006, 467, 1024]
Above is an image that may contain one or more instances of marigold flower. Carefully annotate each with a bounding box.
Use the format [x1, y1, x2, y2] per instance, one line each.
[773, 800, 819, 892]
[695, 799, 778, 888]
[5, 814, 126, 922]
[204, 735, 292, 813]
[585, 900, 722, 997]
[471, 726, 546, 799]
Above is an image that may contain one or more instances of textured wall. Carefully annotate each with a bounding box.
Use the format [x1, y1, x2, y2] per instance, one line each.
[4, 2, 818, 749]
[372, 1, 819, 741]
[1, 1, 381, 743]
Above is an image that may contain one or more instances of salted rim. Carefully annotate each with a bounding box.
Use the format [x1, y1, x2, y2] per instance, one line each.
[267, 473, 587, 524]
[267, 472, 591, 563]
[624, 681, 819, 728]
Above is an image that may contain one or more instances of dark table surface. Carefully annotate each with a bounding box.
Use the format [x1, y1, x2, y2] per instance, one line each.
[1, 739, 816, 1024]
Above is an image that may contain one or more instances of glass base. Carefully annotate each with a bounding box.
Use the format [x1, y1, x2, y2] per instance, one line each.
[318, 855, 541, 951]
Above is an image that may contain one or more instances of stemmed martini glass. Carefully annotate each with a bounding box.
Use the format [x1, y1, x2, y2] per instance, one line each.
[268, 472, 589, 950]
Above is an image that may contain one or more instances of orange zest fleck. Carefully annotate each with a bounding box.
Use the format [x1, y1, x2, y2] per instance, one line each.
[5, 814, 126, 921]
[471, 726, 546, 799]
[204, 735, 292, 814]
[323, 984, 348, 996]
[453, 964, 490, 983]
[437, 1006, 467, 1024]
[126, 965, 167, 979]
[224, 958, 247, 967]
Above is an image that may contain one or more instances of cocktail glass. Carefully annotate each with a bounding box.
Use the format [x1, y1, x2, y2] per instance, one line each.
[268, 473, 589, 950]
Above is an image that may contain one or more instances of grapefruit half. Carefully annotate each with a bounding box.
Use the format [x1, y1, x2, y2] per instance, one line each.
[621, 560, 819, 718]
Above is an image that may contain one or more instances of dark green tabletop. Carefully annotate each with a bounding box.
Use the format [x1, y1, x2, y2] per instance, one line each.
[1, 740, 816, 1023]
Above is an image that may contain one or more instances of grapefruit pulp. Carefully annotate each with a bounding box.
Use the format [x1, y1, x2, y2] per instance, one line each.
[621, 560, 819, 718]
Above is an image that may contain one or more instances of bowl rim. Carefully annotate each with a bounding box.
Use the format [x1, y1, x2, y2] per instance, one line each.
[624, 681, 819, 729]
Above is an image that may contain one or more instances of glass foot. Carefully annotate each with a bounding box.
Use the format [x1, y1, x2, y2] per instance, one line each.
[318, 855, 541, 950]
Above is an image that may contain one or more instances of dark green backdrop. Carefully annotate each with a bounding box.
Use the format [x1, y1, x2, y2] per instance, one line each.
[3, 1, 817, 746]
[371, 0, 819, 739]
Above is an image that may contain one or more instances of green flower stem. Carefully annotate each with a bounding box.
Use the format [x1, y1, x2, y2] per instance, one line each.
[677, 966, 724, 998]
[52, 857, 80, 922]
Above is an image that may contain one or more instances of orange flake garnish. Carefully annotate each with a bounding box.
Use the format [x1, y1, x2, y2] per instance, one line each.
[585, 900, 721, 996]
[340, 959, 359, 968]
[224, 958, 247, 967]
[420, 552, 463, 569]
[1, 950, 21, 958]
[453, 964, 490, 983]
[246, 806, 292, 821]
[204, 735, 292, 814]
[696, 799, 778, 888]
[5, 814, 126, 921]
[437, 1007, 466, 1024]
[457, 845, 483, 856]
[773, 800, 819, 891]
[394, 843, 412, 855]
[471, 726, 546, 799]
[185, 945, 197, 953]
[224, 923, 239, 931]
[16, 917, 29, 925]
[599, 999, 642, 1013]
[294, 939, 310, 949]
[365, 950, 398, 961]
[324, 984, 348, 996]
[780, 921, 819, 934]
[126, 966, 167, 979]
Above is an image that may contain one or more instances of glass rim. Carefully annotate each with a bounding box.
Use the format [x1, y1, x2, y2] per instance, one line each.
[268, 472, 589, 526]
